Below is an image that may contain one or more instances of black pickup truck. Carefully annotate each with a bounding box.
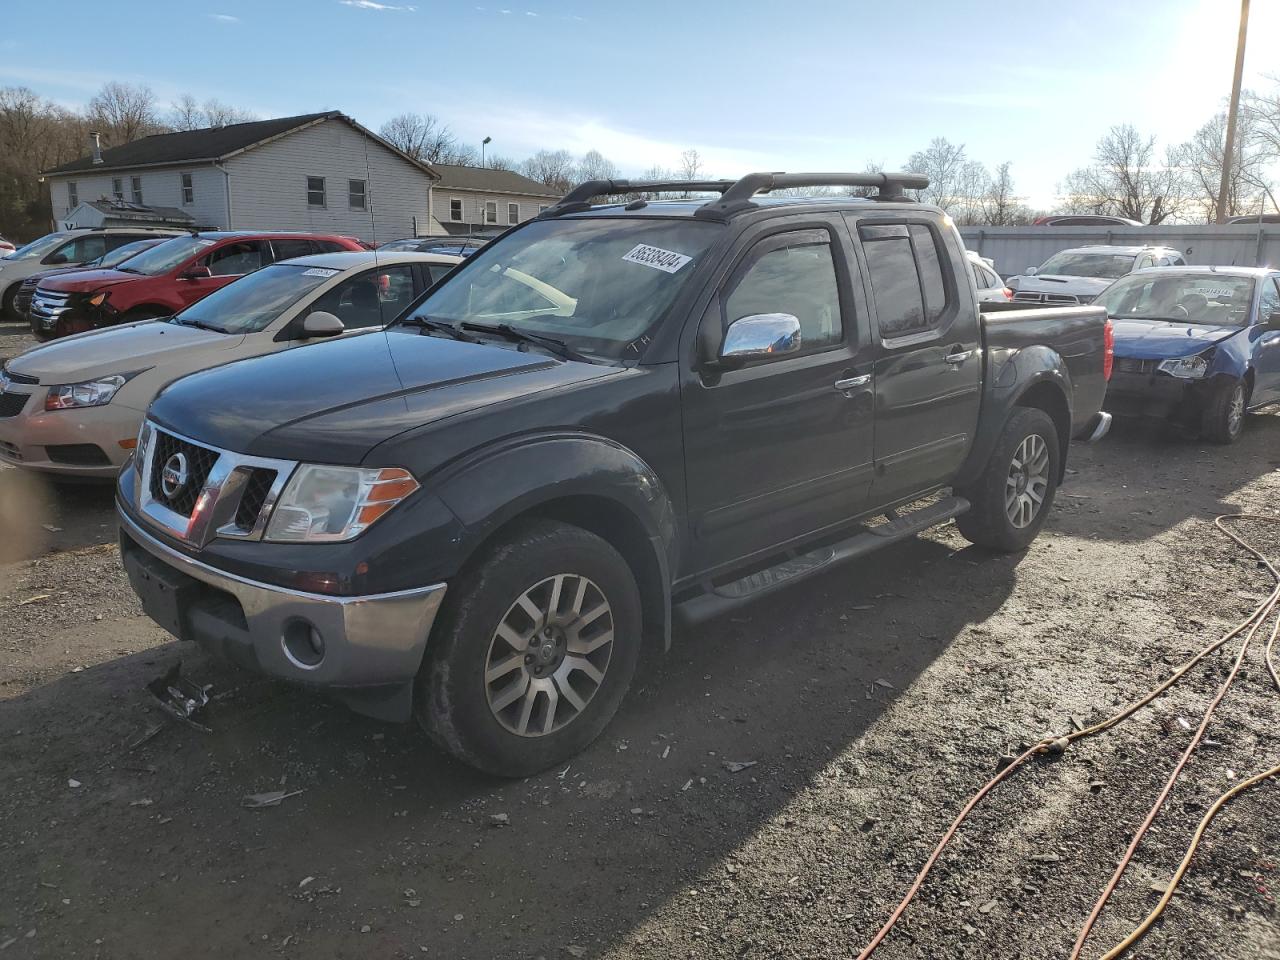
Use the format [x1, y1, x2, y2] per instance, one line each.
[116, 172, 1113, 776]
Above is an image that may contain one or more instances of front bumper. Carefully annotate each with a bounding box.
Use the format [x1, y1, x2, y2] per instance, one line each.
[119, 508, 447, 721]
[1105, 370, 1202, 422]
[0, 389, 139, 478]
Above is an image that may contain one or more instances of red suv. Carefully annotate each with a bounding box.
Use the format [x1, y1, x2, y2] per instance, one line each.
[29, 232, 364, 339]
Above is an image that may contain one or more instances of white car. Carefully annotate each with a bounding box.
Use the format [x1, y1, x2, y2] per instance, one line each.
[0, 251, 460, 478]
[1007, 244, 1186, 306]
[966, 251, 1011, 303]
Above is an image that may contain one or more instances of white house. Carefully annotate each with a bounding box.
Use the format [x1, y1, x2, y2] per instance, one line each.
[42, 112, 438, 242]
[427, 164, 560, 236]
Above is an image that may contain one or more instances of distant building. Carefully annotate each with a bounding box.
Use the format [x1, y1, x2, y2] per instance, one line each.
[427, 164, 560, 236]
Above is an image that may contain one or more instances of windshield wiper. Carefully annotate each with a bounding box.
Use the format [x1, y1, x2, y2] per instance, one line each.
[398, 316, 481, 342]
[116, 267, 144, 275]
[170, 317, 223, 333]
[459, 321, 591, 363]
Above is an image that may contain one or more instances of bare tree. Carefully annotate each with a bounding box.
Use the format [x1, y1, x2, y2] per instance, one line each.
[978, 161, 1033, 225]
[485, 154, 518, 172]
[844, 160, 885, 198]
[575, 149, 618, 182]
[904, 137, 969, 211]
[1176, 111, 1270, 221]
[88, 81, 164, 145]
[1059, 124, 1186, 224]
[201, 99, 256, 127]
[379, 112, 464, 164]
[170, 95, 256, 131]
[170, 94, 203, 131]
[522, 149, 576, 193]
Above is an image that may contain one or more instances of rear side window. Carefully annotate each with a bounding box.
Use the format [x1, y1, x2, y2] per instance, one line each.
[724, 232, 843, 351]
[859, 222, 952, 339]
[271, 239, 318, 262]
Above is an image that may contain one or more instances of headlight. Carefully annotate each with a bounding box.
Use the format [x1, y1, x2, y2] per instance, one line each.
[44, 374, 128, 410]
[264, 464, 419, 543]
[86, 292, 108, 307]
[1157, 355, 1209, 379]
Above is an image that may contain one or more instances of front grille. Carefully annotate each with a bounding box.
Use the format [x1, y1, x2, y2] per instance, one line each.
[1115, 357, 1157, 375]
[46, 443, 110, 466]
[234, 467, 278, 531]
[0, 391, 29, 418]
[30, 289, 72, 323]
[148, 430, 220, 517]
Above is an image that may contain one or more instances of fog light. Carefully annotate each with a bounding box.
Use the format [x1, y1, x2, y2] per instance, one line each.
[282, 618, 325, 668]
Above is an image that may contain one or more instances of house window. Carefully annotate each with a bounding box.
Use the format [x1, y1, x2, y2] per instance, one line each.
[348, 179, 367, 210]
[507, 202, 519, 225]
[181, 172, 194, 205]
[484, 201, 498, 224]
[131, 176, 143, 205]
[67, 181, 78, 210]
[449, 198, 463, 222]
[111, 178, 124, 201]
[306, 176, 326, 208]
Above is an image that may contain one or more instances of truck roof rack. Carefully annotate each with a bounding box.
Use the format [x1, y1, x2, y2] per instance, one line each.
[537, 171, 930, 220]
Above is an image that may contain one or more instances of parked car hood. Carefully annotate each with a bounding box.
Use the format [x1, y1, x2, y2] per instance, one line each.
[1110, 318, 1241, 359]
[20, 265, 89, 285]
[6, 321, 245, 384]
[1009, 275, 1116, 298]
[40, 268, 145, 293]
[147, 328, 619, 463]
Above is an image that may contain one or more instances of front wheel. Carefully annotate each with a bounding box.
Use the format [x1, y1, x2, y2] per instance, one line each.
[956, 407, 1060, 553]
[415, 519, 642, 777]
[1201, 377, 1246, 445]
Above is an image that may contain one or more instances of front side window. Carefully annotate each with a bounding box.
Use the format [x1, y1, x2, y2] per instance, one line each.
[485, 201, 498, 224]
[174, 263, 341, 334]
[349, 179, 367, 210]
[67, 181, 78, 210]
[111, 178, 124, 201]
[313, 264, 415, 329]
[205, 240, 266, 276]
[49, 235, 107, 264]
[307, 176, 326, 208]
[181, 172, 194, 205]
[450, 198, 463, 222]
[1096, 274, 1256, 327]
[724, 232, 843, 352]
[405, 217, 721, 361]
[508, 202, 519, 225]
[1254, 278, 1279, 321]
[131, 176, 143, 205]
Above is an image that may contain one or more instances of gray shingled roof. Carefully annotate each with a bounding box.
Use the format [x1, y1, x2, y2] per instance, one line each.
[430, 163, 560, 198]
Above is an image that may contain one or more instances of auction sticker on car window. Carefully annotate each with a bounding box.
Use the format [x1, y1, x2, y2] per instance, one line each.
[302, 267, 340, 278]
[621, 243, 692, 273]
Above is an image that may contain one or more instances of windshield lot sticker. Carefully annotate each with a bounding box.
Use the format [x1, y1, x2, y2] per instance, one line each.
[622, 244, 692, 273]
[302, 267, 340, 278]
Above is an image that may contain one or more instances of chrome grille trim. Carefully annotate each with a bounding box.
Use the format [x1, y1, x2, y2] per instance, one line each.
[30, 289, 72, 323]
[135, 420, 297, 546]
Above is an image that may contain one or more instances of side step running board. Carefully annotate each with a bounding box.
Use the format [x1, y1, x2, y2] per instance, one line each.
[675, 495, 969, 626]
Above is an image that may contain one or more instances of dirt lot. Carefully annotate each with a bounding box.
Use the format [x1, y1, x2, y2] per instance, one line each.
[2, 338, 1279, 957]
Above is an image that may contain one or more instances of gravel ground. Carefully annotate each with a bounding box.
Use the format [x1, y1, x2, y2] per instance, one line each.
[1, 361, 1279, 958]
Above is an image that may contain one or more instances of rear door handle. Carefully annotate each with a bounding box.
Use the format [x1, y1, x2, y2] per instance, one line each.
[944, 348, 973, 364]
[834, 374, 871, 391]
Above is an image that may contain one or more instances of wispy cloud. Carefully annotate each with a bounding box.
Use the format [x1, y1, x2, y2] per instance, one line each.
[206, 13, 240, 22]
[338, 0, 416, 10]
[524, 10, 537, 16]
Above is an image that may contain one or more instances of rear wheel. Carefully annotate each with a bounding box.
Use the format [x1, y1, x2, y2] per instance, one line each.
[1, 284, 17, 322]
[956, 407, 1060, 553]
[1201, 377, 1246, 445]
[415, 519, 642, 777]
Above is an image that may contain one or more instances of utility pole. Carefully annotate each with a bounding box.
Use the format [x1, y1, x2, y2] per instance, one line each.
[1216, 0, 1250, 224]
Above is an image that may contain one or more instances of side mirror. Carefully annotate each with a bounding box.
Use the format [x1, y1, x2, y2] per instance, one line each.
[181, 265, 212, 280]
[44, 253, 69, 265]
[301, 310, 345, 338]
[1267, 311, 1280, 330]
[1024, 266, 1038, 276]
[717, 313, 802, 367]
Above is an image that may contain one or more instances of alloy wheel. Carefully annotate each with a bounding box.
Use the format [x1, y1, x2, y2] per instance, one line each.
[1228, 384, 1245, 436]
[1005, 433, 1050, 529]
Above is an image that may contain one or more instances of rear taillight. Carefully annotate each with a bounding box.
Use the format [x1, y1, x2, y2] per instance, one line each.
[1002, 287, 1014, 300]
[1103, 319, 1114, 381]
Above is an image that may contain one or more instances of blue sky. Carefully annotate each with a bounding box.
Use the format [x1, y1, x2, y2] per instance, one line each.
[2, 0, 1276, 207]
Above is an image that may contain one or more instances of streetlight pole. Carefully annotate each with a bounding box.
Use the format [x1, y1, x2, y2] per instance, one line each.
[1216, 0, 1250, 224]
[481, 136, 492, 169]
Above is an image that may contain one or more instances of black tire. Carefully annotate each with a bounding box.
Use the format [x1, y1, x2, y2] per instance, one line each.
[415, 519, 643, 778]
[956, 407, 1060, 553]
[1200, 377, 1247, 445]
[1, 284, 17, 322]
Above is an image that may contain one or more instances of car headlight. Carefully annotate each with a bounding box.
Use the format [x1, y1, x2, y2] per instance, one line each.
[1157, 355, 1209, 379]
[44, 374, 129, 410]
[264, 464, 419, 543]
[86, 291, 109, 307]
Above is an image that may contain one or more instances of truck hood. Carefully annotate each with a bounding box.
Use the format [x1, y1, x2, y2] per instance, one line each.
[148, 328, 619, 463]
[1110, 317, 1241, 359]
[1009, 275, 1116, 298]
[40, 268, 145, 293]
[7, 320, 245, 384]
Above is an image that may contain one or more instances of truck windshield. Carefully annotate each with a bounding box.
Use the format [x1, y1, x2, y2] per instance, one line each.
[172, 264, 339, 334]
[115, 235, 218, 276]
[401, 217, 721, 361]
[1096, 274, 1255, 327]
[1036, 251, 1136, 279]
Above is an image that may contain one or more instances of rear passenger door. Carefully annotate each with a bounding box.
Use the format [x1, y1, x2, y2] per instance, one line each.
[1253, 277, 1280, 403]
[269, 238, 318, 263]
[848, 217, 981, 505]
[681, 217, 876, 571]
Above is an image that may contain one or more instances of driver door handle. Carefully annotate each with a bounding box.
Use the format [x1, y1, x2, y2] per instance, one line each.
[834, 374, 871, 391]
[944, 347, 973, 364]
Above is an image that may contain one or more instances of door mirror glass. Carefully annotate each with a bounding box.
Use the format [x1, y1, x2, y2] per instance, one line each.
[181, 265, 213, 280]
[45, 253, 69, 265]
[301, 310, 345, 338]
[719, 313, 801, 365]
[1024, 266, 1038, 276]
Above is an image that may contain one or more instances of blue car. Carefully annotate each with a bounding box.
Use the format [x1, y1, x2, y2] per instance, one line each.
[1097, 266, 1280, 443]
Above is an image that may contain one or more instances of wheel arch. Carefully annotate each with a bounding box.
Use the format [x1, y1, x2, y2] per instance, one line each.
[1013, 378, 1071, 481]
[956, 364, 1073, 488]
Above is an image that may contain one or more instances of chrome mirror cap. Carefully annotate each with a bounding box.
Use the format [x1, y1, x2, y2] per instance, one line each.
[720, 313, 802, 363]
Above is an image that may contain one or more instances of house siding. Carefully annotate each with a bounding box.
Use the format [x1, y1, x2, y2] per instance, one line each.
[224, 118, 431, 242]
[47, 167, 227, 228]
[430, 189, 553, 234]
